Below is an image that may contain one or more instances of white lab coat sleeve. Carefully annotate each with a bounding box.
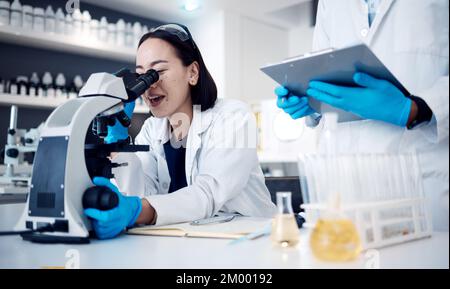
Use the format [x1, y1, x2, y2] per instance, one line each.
[312, 0, 331, 51]
[146, 106, 259, 226]
[112, 120, 160, 197]
[415, 76, 449, 144]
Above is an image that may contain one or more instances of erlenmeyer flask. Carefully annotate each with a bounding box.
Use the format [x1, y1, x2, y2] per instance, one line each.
[310, 194, 362, 261]
[271, 192, 300, 248]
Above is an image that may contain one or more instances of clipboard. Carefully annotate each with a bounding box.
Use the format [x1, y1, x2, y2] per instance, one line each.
[260, 43, 410, 123]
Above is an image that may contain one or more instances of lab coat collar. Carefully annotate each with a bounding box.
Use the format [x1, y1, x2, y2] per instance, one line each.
[366, 0, 395, 43]
[155, 118, 171, 144]
[189, 104, 214, 138]
[352, 0, 395, 45]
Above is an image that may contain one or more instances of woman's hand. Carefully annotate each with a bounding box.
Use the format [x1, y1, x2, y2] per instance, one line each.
[84, 177, 142, 239]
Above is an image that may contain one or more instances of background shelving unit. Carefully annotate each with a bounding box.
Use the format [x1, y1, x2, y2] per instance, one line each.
[0, 24, 136, 62]
[0, 24, 150, 114]
[0, 93, 149, 114]
[0, 0, 164, 147]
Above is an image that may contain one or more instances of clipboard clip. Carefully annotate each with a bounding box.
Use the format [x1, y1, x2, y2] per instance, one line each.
[282, 48, 335, 63]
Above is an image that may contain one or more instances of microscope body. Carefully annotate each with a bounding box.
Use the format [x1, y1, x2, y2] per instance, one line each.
[15, 71, 153, 243]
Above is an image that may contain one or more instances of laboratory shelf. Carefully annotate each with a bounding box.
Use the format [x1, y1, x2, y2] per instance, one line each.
[0, 93, 65, 109]
[0, 93, 149, 114]
[0, 24, 136, 62]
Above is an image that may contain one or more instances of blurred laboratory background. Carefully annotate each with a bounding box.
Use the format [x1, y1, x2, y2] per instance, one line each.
[0, 0, 320, 178]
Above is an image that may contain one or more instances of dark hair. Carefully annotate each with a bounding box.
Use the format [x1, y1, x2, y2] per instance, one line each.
[138, 25, 217, 112]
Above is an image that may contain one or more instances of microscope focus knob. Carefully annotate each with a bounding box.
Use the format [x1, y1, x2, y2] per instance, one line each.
[6, 148, 19, 158]
[82, 186, 119, 211]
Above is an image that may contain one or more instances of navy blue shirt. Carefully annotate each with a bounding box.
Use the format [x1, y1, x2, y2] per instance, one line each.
[163, 138, 188, 193]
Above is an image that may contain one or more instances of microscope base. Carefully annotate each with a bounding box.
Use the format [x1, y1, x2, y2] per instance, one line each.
[21, 233, 90, 244]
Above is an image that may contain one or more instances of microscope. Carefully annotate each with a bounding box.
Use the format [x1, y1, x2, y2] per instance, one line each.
[15, 68, 159, 244]
[0, 105, 42, 195]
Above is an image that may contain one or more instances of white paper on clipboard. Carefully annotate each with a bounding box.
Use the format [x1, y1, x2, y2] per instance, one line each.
[260, 43, 410, 123]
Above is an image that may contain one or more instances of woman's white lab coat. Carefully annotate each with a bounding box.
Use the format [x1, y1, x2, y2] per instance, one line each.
[112, 99, 277, 226]
[313, 0, 449, 230]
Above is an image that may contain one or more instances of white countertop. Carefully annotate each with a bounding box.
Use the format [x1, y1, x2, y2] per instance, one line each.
[0, 218, 448, 269]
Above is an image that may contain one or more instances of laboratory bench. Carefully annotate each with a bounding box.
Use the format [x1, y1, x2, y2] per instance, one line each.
[0, 216, 448, 269]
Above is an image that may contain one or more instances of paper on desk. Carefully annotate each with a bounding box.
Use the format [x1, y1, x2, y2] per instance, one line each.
[127, 217, 272, 239]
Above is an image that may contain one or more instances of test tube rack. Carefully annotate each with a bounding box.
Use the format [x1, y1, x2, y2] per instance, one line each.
[298, 152, 433, 250]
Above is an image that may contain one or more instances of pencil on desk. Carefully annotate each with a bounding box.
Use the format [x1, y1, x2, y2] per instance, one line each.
[228, 224, 271, 245]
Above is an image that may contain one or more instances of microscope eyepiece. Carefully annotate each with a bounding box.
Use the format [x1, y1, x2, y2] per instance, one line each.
[114, 68, 159, 102]
[128, 69, 159, 101]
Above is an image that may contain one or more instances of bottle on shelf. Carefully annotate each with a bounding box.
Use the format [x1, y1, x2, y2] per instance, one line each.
[36, 80, 45, 98]
[73, 75, 84, 93]
[55, 73, 67, 99]
[55, 8, 65, 34]
[72, 8, 82, 35]
[16, 75, 28, 96]
[22, 5, 32, 30]
[116, 19, 126, 47]
[90, 19, 99, 41]
[67, 75, 83, 99]
[125, 22, 133, 48]
[8, 78, 18, 95]
[4, 79, 10, 94]
[133, 22, 142, 48]
[42, 72, 53, 97]
[0, 1, 9, 26]
[142, 25, 149, 35]
[9, 0, 22, 27]
[33, 7, 45, 32]
[67, 81, 77, 99]
[98, 17, 108, 42]
[82, 10, 91, 37]
[64, 12, 73, 35]
[29, 72, 40, 97]
[0, 77, 4, 94]
[107, 23, 116, 46]
[44, 5, 55, 33]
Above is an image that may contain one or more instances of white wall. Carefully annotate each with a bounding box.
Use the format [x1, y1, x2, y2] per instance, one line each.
[187, 11, 290, 102]
[185, 11, 226, 99]
[289, 24, 315, 57]
[239, 17, 289, 103]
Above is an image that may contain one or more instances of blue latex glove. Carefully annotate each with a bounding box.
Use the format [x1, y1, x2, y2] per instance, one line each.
[84, 177, 142, 240]
[104, 101, 136, 144]
[275, 86, 316, 120]
[306, 72, 412, 127]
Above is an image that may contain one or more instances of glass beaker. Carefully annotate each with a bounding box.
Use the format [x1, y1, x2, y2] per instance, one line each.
[310, 210, 362, 262]
[271, 192, 300, 248]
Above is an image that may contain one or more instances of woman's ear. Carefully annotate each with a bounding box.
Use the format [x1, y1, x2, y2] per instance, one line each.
[188, 61, 200, 86]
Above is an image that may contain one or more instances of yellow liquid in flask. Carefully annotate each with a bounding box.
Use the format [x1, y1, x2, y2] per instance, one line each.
[271, 214, 300, 248]
[310, 218, 362, 262]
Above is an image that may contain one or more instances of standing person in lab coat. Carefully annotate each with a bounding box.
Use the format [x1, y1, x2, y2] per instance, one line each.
[276, 0, 449, 230]
[84, 23, 276, 239]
